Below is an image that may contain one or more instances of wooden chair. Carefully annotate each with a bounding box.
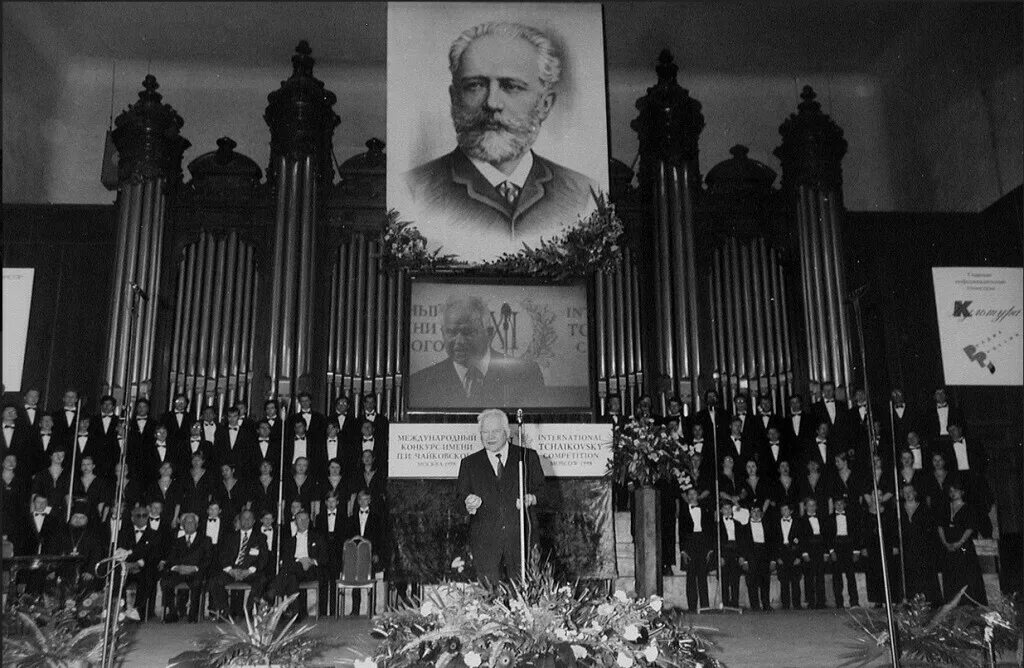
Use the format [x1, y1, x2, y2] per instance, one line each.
[336, 537, 375, 617]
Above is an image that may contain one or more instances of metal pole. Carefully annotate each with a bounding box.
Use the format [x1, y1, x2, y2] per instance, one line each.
[890, 400, 908, 602]
[517, 409, 527, 582]
[699, 436, 741, 614]
[275, 405, 287, 576]
[850, 289, 900, 667]
[65, 398, 82, 522]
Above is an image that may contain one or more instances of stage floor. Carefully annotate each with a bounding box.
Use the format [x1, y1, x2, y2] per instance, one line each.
[121, 608, 1020, 667]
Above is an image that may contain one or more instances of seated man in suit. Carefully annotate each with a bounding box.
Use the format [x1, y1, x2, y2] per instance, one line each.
[118, 505, 164, 620]
[399, 21, 599, 261]
[265, 510, 326, 620]
[456, 408, 545, 584]
[344, 489, 385, 616]
[159, 512, 212, 622]
[207, 509, 267, 619]
[408, 295, 545, 409]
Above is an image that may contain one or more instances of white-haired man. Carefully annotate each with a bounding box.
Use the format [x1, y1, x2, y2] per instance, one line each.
[409, 294, 545, 409]
[402, 21, 598, 257]
[456, 408, 545, 583]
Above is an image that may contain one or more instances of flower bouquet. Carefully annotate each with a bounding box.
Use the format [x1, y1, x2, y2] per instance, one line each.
[609, 417, 691, 490]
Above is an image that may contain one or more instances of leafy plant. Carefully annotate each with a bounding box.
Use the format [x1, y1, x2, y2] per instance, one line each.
[194, 594, 324, 667]
[610, 417, 693, 489]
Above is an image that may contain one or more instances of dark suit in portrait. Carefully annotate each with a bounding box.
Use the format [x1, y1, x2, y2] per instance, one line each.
[402, 149, 597, 254]
[456, 444, 544, 583]
[409, 349, 545, 410]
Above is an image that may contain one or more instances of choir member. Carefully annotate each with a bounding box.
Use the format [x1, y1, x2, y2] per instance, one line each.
[26, 414, 58, 476]
[207, 509, 268, 619]
[251, 420, 280, 480]
[127, 398, 157, 475]
[71, 417, 108, 478]
[21, 492, 59, 556]
[740, 458, 772, 515]
[633, 394, 658, 422]
[344, 489, 385, 615]
[1, 453, 30, 554]
[52, 389, 81, 447]
[923, 451, 954, 508]
[693, 390, 728, 447]
[359, 393, 389, 446]
[796, 496, 830, 609]
[348, 448, 386, 512]
[829, 451, 860, 509]
[214, 406, 252, 474]
[905, 430, 930, 472]
[758, 425, 789, 479]
[783, 394, 814, 459]
[261, 399, 283, 444]
[677, 487, 710, 611]
[284, 457, 320, 521]
[198, 406, 220, 452]
[119, 503, 164, 620]
[772, 460, 802, 519]
[250, 460, 280, 521]
[203, 499, 227, 547]
[162, 393, 195, 447]
[799, 459, 830, 516]
[806, 421, 840, 474]
[213, 462, 250, 525]
[860, 455, 898, 607]
[753, 394, 785, 449]
[731, 394, 759, 448]
[885, 388, 916, 454]
[1, 405, 30, 461]
[285, 419, 312, 471]
[600, 392, 624, 430]
[114, 461, 143, 512]
[181, 450, 216, 522]
[258, 509, 277, 553]
[847, 388, 873, 469]
[718, 454, 746, 508]
[321, 459, 347, 505]
[233, 400, 256, 437]
[327, 395, 357, 460]
[91, 394, 121, 450]
[687, 453, 713, 507]
[159, 512, 212, 623]
[937, 479, 988, 605]
[687, 423, 713, 478]
[923, 387, 964, 449]
[810, 381, 842, 432]
[322, 422, 344, 476]
[945, 423, 991, 511]
[718, 499, 747, 608]
[265, 509, 326, 620]
[772, 501, 803, 610]
[314, 492, 346, 615]
[292, 392, 327, 443]
[742, 506, 774, 611]
[828, 497, 861, 608]
[141, 424, 175, 487]
[898, 482, 942, 606]
[145, 462, 183, 528]
[71, 455, 110, 525]
[31, 448, 70, 518]
[18, 388, 42, 430]
[896, 448, 927, 500]
[723, 417, 756, 466]
[49, 505, 104, 591]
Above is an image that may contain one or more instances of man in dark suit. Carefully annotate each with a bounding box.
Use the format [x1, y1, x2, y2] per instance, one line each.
[140, 425, 175, 487]
[408, 296, 545, 410]
[741, 506, 775, 611]
[91, 394, 121, 450]
[772, 501, 804, 610]
[214, 406, 253, 474]
[315, 493, 347, 615]
[20, 495, 60, 556]
[399, 22, 598, 261]
[198, 406, 220, 454]
[717, 500, 748, 609]
[290, 392, 327, 444]
[694, 390, 730, 449]
[805, 421, 842, 473]
[250, 420, 281, 480]
[161, 393, 194, 448]
[753, 394, 785, 448]
[70, 417, 109, 477]
[207, 509, 268, 619]
[678, 487, 711, 612]
[600, 392, 625, 430]
[327, 395, 358, 467]
[795, 496, 832, 609]
[1, 405, 31, 463]
[783, 394, 814, 462]
[19, 414, 56, 477]
[18, 388, 42, 431]
[180, 422, 215, 478]
[456, 408, 545, 583]
[923, 387, 965, 449]
[159, 512, 212, 622]
[811, 381, 843, 432]
[118, 505, 164, 620]
[828, 497, 861, 608]
[265, 510, 326, 620]
[731, 394, 759, 447]
[261, 400, 284, 445]
[758, 425, 791, 479]
[359, 393, 389, 442]
[721, 416, 757, 466]
[51, 389, 82, 448]
[126, 397, 157, 475]
[884, 388, 917, 455]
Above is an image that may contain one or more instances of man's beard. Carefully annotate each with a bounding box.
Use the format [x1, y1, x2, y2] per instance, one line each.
[452, 98, 545, 165]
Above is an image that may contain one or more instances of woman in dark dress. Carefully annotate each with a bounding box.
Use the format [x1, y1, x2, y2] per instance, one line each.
[895, 448, 927, 501]
[250, 460, 280, 520]
[717, 454, 747, 508]
[861, 454, 897, 606]
[347, 449, 387, 513]
[31, 449, 71, 516]
[937, 479, 987, 605]
[687, 453, 714, 509]
[144, 461, 183, 527]
[772, 460, 802, 520]
[829, 452, 860, 509]
[800, 459, 831, 516]
[213, 462, 250, 525]
[898, 482, 942, 606]
[283, 457, 320, 522]
[180, 450, 216, 521]
[923, 451, 954, 508]
[740, 458, 772, 514]
[71, 455, 110, 525]
[320, 459, 347, 505]
[1, 453, 30, 553]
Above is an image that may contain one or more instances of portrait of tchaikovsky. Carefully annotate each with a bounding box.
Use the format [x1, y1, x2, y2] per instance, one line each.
[401, 21, 600, 257]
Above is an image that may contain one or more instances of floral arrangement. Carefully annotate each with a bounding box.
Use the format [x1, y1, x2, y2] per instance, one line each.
[359, 561, 722, 668]
[610, 417, 693, 489]
[380, 192, 625, 278]
[190, 593, 325, 667]
[2, 585, 134, 668]
[840, 588, 1022, 667]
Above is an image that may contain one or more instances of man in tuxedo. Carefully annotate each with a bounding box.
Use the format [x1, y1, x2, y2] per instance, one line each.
[904, 430, 931, 473]
[772, 501, 804, 610]
[677, 487, 711, 612]
[233, 400, 256, 438]
[126, 398, 156, 475]
[52, 389, 81, 447]
[731, 394, 759, 446]
[250, 420, 280, 480]
[265, 510, 326, 620]
[945, 422, 991, 510]
[923, 387, 964, 448]
[806, 421, 841, 472]
[23, 414, 57, 476]
[207, 509, 268, 619]
[284, 420, 315, 472]
[357, 419, 388, 477]
[722, 416, 756, 466]
[742, 506, 774, 611]
[360, 393, 389, 443]
[162, 393, 194, 447]
[601, 392, 625, 430]
[327, 395, 358, 467]
[884, 388, 916, 455]
[198, 406, 220, 451]
[91, 394, 121, 450]
[144, 500, 173, 560]
[1, 405, 30, 463]
[753, 394, 784, 447]
[18, 388, 42, 431]
[119, 505, 164, 620]
[343, 489, 386, 614]
[408, 296, 545, 409]
[202, 500, 226, 547]
[293, 392, 327, 443]
[261, 400, 283, 444]
[321, 422, 344, 473]
[846, 388, 875, 469]
[758, 426, 790, 479]
[456, 408, 544, 583]
[687, 422, 714, 478]
[21, 494, 60, 556]
[159, 512, 212, 622]
[141, 425, 175, 487]
[828, 497, 861, 608]
[694, 390, 730, 447]
[811, 381, 842, 431]
[70, 417, 109, 477]
[783, 394, 814, 461]
[795, 496, 831, 608]
[214, 406, 253, 473]
[180, 422, 214, 477]
[315, 493, 347, 615]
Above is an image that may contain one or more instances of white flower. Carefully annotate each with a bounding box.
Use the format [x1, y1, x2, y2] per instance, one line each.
[597, 602, 614, 616]
[622, 624, 641, 641]
[643, 645, 659, 662]
[614, 589, 629, 603]
[648, 595, 663, 612]
[617, 651, 634, 667]
[571, 645, 588, 659]
[463, 651, 482, 667]
[554, 627, 569, 640]
[353, 660, 377, 668]
[419, 601, 436, 616]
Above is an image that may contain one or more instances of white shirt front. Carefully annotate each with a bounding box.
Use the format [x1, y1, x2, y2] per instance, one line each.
[301, 411, 312, 428]
[362, 438, 375, 452]
[33, 510, 47, 532]
[327, 510, 337, 532]
[156, 443, 167, 461]
[750, 521, 765, 544]
[261, 527, 274, 549]
[688, 505, 702, 532]
[858, 405, 867, 421]
[77, 435, 88, 452]
[791, 414, 801, 434]
[102, 415, 113, 432]
[469, 150, 534, 189]
[761, 414, 771, 429]
[487, 444, 510, 477]
[953, 439, 970, 470]
[808, 516, 821, 535]
[835, 514, 848, 536]
[691, 440, 704, 455]
[895, 405, 906, 419]
[780, 518, 793, 544]
[825, 400, 836, 423]
[258, 439, 270, 459]
[769, 442, 781, 461]
[228, 426, 239, 447]
[453, 349, 492, 395]
[817, 439, 828, 463]
[203, 423, 217, 442]
[937, 405, 950, 435]
[910, 447, 923, 470]
[337, 415, 346, 431]
[25, 406, 37, 423]
[294, 531, 310, 559]
[206, 518, 220, 544]
[40, 433, 51, 450]
[358, 508, 369, 535]
[326, 438, 338, 462]
[723, 517, 736, 541]
[731, 437, 742, 457]
[292, 438, 307, 463]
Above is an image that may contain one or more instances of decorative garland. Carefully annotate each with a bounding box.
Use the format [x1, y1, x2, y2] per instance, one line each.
[380, 192, 625, 278]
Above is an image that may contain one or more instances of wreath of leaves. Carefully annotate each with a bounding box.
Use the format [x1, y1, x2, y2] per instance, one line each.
[520, 298, 558, 369]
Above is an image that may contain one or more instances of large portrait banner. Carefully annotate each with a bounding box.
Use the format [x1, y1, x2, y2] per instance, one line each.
[387, 2, 610, 262]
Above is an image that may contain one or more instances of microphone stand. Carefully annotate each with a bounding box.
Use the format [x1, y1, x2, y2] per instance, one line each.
[516, 408, 527, 582]
[275, 405, 287, 577]
[66, 398, 83, 522]
[698, 435, 741, 615]
[850, 288, 900, 667]
[890, 400, 908, 603]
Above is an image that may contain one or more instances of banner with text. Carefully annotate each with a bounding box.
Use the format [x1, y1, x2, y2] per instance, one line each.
[2, 268, 35, 391]
[932, 267, 1023, 386]
[390, 423, 612, 478]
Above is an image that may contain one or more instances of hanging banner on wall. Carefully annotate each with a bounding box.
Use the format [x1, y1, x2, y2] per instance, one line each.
[390, 422, 612, 478]
[386, 2, 610, 262]
[932, 267, 1023, 386]
[2, 268, 35, 391]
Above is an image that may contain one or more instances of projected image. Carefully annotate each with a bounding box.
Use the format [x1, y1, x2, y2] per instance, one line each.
[387, 2, 609, 262]
[406, 278, 591, 412]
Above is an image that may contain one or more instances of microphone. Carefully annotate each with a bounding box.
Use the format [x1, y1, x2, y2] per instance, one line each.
[516, 408, 524, 425]
[130, 283, 149, 301]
